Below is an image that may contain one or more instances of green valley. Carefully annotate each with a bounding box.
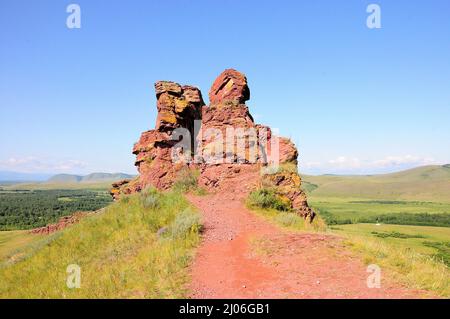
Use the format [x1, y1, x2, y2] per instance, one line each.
[302, 164, 450, 295]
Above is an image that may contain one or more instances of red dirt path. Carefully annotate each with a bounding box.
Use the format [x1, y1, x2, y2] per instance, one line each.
[187, 172, 430, 299]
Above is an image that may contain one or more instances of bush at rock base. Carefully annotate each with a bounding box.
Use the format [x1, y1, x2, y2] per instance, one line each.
[165, 208, 202, 240]
[172, 169, 207, 195]
[140, 187, 161, 210]
[247, 187, 291, 212]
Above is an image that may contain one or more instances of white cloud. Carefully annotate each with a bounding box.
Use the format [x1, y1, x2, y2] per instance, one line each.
[300, 155, 441, 175]
[0, 156, 88, 173]
[372, 155, 436, 168]
[303, 161, 322, 168]
[328, 156, 362, 169]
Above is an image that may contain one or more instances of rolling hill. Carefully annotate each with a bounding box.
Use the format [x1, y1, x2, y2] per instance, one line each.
[46, 174, 83, 183]
[302, 165, 450, 202]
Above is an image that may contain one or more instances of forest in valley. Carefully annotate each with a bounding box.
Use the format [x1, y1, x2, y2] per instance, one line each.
[0, 189, 112, 230]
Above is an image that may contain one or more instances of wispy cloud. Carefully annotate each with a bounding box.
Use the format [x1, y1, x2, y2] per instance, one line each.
[0, 156, 88, 173]
[371, 155, 436, 168]
[302, 155, 441, 175]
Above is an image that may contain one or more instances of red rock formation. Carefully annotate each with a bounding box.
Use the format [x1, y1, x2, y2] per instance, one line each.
[209, 69, 250, 106]
[198, 69, 268, 166]
[261, 168, 315, 222]
[155, 81, 203, 133]
[110, 179, 140, 200]
[112, 82, 205, 195]
[279, 137, 298, 164]
[111, 69, 315, 221]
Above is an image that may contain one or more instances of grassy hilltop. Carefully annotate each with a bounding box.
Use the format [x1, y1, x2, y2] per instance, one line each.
[302, 164, 450, 202]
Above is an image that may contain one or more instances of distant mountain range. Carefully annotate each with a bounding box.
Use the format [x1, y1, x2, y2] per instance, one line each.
[0, 171, 135, 183]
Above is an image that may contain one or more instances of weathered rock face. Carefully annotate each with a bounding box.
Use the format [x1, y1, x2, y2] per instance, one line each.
[111, 69, 315, 221]
[112, 82, 205, 195]
[278, 137, 298, 165]
[110, 178, 141, 201]
[155, 81, 203, 133]
[199, 70, 267, 166]
[261, 168, 315, 222]
[209, 69, 250, 106]
[198, 101, 258, 165]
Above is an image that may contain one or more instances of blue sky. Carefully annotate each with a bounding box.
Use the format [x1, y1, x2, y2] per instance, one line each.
[0, 0, 449, 175]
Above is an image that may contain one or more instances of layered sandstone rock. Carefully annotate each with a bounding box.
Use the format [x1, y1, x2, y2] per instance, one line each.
[111, 82, 205, 197]
[155, 81, 203, 133]
[209, 69, 250, 106]
[111, 69, 315, 221]
[261, 167, 315, 222]
[198, 74, 258, 165]
[110, 178, 141, 201]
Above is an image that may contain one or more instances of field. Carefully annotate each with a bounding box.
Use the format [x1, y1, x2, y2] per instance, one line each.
[309, 197, 450, 226]
[303, 165, 450, 227]
[303, 165, 450, 293]
[331, 224, 450, 266]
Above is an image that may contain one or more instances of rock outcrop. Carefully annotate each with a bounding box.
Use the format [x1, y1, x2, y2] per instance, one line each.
[110, 82, 205, 199]
[261, 167, 315, 222]
[209, 69, 250, 106]
[111, 69, 315, 221]
[199, 69, 262, 166]
[30, 212, 88, 235]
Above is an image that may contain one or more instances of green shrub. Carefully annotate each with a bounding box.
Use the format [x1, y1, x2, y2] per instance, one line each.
[423, 241, 450, 266]
[173, 169, 200, 193]
[166, 208, 202, 239]
[274, 163, 298, 174]
[139, 187, 161, 210]
[371, 231, 426, 239]
[260, 163, 298, 176]
[143, 196, 159, 209]
[141, 194, 160, 210]
[193, 187, 208, 196]
[313, 207, 353, 225]
[247, 188, 291, 211]
[359, 213, 450, 227]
